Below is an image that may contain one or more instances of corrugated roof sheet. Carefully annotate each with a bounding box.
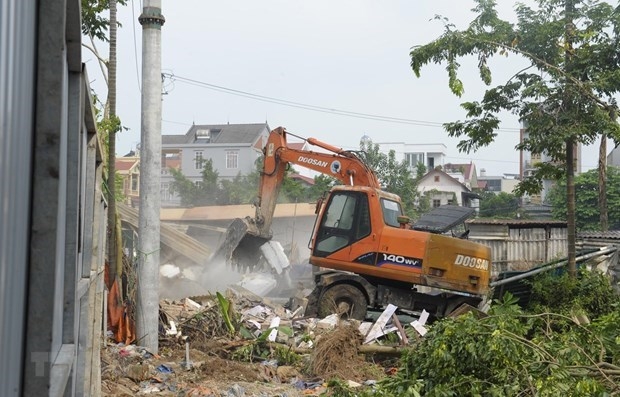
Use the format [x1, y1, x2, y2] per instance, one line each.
[160, 202, 317, 222]
[468, 218, 567, 227]
[578, 230, 620, 240]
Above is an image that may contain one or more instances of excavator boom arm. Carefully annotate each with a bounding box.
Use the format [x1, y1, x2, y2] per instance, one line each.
[254, 127, 380, 237]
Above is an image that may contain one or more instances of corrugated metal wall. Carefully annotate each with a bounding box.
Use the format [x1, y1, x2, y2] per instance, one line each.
[469, 223, 568, 277]
[0, 0, 37, 395]
[0, 1, 107, 395]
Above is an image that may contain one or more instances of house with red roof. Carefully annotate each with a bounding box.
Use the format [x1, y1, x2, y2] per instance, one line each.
[115, 155, 140, 206]
[443, 161, 479, 190]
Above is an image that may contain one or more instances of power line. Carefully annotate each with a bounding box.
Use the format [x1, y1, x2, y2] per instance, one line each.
[162, 72, 522, 132]
[131, 0, 141, 93]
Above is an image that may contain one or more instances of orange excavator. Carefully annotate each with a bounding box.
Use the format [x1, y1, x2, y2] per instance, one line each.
[214, 127, 492, 320]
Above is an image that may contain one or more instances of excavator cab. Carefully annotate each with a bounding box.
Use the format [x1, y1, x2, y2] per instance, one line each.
[310, 186, 405, 260]
[312, 189, 373, 258]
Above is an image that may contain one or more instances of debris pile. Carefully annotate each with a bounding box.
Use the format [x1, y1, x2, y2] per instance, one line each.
[101, 285, 434, 396]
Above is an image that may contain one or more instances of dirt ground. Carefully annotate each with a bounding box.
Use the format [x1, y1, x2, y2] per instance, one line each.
[101, 341, 308, 396]
[101, 325, 393, 396]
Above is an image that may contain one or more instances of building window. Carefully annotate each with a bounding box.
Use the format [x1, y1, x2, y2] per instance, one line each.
[433, 199, 441, 208]
[226, 150, 239, 169]
[447, 199, 455, 205]
[161, 183, 171, 201]
[405, 152, 424, 168]
[434, 175, 440, 182]
[131, 173, 139, 192]
[194, 151, 204, 169]
[427, 157, 435, 169]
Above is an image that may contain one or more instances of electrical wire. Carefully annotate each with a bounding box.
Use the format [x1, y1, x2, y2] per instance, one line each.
[162, 72, 522, 132]
[131, 0, 141, 92]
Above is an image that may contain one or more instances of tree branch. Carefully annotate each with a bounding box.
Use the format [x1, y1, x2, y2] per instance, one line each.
[482, 39, 617, 114]
[82, 36, 109, 87]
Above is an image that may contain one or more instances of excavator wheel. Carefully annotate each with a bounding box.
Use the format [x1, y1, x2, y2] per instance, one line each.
[317, 284, 367, 321]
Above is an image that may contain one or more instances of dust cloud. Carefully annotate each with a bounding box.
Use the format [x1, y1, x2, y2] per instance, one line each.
[159, 258, 244, 300]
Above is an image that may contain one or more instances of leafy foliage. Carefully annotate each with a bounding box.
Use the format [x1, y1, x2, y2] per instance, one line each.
[368, 284, 620, 396]
[307, 174, 338, 202]
[169, 156, 333, 207]
[81, 0, 127, 42]
[215, 292, 236, 335]
[359, 139, 422, 219]
[232, 325, 297, 363]
[528, 268, 620, 319]
[409, 0, 620, 195]
[547, 166, 620, 230]
[479, 191, 520, 218]
[169, 159, 226, 207]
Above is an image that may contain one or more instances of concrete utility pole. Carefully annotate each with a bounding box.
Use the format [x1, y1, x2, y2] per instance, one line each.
[137, 0, 165, 353]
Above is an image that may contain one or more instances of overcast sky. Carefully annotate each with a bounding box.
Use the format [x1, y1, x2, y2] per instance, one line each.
[87, 0, 607, 176]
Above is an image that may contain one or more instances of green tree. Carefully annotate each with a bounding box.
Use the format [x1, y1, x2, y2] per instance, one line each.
[220, 173, 259, 205]
[479, 191, 520, 218]
[359, 138, 421, 219]
[548, 167, 620, 231]
[409, 0, 620, 275]
[307, 174, 338, 202]
[81, 0, 127, 41]
[169, 159, 225, 207]
[415, 162, 427, 180]
[280, 172, 306, 203]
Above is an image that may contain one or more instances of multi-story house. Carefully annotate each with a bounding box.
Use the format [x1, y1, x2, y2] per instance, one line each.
[362, 135, 447, 173]
[161, 123, 270, 207]
[115, 154, 140, 206]
[520, 123, 581, 204]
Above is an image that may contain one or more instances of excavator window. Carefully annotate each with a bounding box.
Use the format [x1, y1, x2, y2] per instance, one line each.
[355, 195, 371, 239]
[381, 198, 402, 227]
[313, 191, 370, 257]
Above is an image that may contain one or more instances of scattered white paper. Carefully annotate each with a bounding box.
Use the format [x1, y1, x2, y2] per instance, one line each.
[166, 320, 177, 335]
[267, 316, 280, 342]
[364, 304, 398, 344]
[410, 309, 430, 336]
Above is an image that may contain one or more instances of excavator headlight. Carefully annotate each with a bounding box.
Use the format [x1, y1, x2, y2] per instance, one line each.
[429, 267, 444, 277]
[469, 275, 479, 285]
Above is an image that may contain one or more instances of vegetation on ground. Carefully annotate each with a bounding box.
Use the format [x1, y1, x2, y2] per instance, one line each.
[324, 268, 620, 396]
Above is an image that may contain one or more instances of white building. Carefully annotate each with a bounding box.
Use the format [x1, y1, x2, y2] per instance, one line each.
[477, 169, 520, 195]
[368, 138, 447, 172]
[417, 168, 480, 208]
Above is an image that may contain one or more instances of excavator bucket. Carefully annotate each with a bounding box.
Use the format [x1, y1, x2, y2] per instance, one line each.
[211, 217, 291, 276]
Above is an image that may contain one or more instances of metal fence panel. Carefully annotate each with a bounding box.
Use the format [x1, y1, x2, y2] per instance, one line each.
[0, 1, 37, 396]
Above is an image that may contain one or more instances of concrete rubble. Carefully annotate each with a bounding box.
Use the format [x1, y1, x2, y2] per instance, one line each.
[159, 285, 431, 351]
[102, 284, 432, 396]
